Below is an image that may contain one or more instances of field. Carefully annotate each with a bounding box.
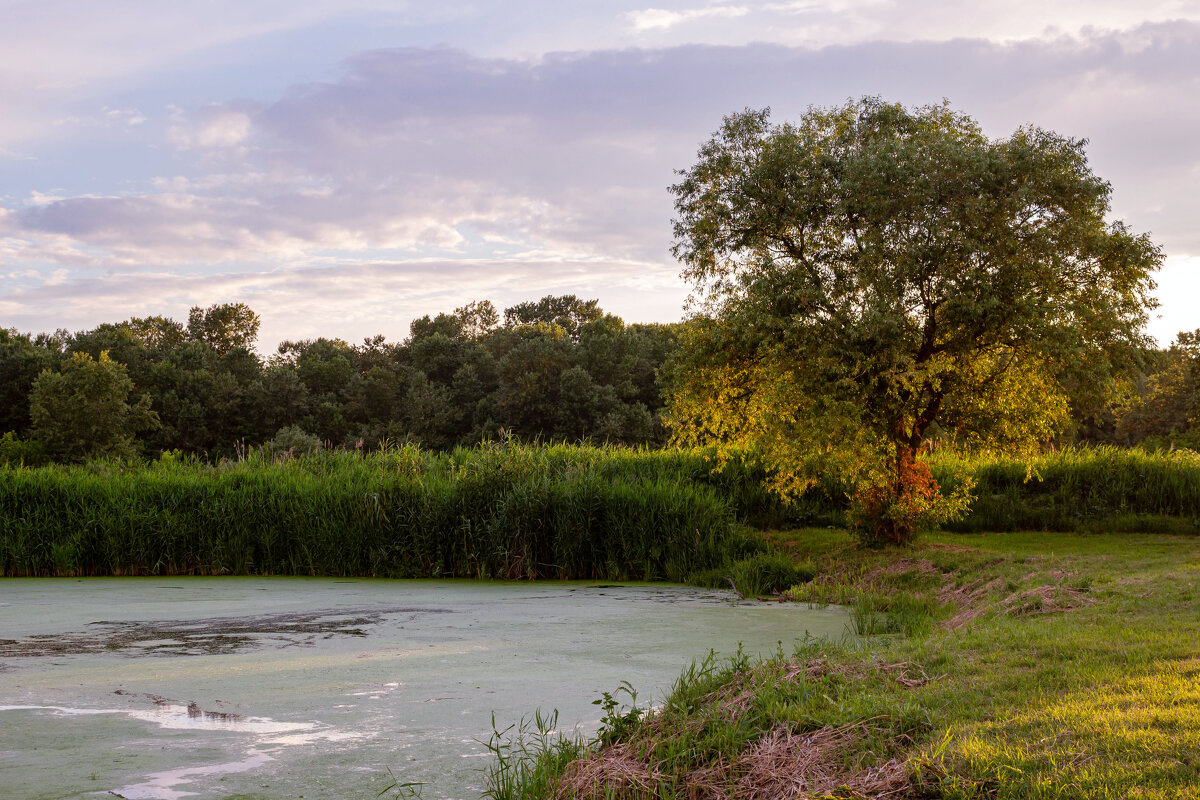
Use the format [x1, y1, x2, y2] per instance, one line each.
[485, 528, 1200, 799]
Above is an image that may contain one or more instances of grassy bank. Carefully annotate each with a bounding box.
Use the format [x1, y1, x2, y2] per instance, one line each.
[486, 529, 1200, 799]
[0, 443, 762, 579]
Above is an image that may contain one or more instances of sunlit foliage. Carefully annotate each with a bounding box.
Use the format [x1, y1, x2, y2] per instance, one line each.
[668, 97, 1162, 543]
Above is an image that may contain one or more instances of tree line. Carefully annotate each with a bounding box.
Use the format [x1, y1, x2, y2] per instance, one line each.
[0, 296, 680, 463]
[1, 292, 1196, 466]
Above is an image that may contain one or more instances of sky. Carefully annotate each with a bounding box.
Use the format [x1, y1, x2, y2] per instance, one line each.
[2, 1, 1199, 352]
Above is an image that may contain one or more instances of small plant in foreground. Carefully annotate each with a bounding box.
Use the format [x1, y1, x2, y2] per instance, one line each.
[593, 681, 644, 746]
[377, 768, 424, 798]
[481, 710, 588, 800]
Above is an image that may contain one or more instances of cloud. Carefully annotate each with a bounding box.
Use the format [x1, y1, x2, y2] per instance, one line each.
[3, 21, 1200, 343]
[0, 254, 685, 349]
[168, 107, 253, 149]
[627, 6, 750, 32]
[102, 107, 147, 128]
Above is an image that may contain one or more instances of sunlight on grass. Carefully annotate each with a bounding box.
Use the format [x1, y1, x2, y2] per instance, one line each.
[948, 659, 1200, 798]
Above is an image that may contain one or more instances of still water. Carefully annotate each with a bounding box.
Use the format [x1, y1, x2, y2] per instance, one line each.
[0, 579, 850, 799]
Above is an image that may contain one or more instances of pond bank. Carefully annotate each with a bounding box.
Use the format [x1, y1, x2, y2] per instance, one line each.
[497, 530, 1200, 799]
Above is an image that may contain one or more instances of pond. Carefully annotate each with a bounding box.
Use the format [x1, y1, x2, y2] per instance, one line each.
[0, 578, 851, 799]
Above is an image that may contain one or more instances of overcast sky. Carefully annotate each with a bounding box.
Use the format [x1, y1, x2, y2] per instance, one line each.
[2, 0, 1198, 351]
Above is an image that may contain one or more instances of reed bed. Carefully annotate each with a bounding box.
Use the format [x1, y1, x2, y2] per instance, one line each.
[745, 446, 1200, 534]
[0, 443, 761, 579]
[3, 443, 1197, 579]
[932, 446, 1200, 533]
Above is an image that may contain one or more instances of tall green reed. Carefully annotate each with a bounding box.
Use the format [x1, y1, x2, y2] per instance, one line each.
[0, 443, 755, 579]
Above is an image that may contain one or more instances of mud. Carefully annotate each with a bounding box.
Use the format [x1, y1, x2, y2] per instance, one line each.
[0, 606, 448, 658]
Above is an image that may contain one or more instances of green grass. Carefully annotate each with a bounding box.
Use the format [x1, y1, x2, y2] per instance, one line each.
[488, 529, 1200, 799]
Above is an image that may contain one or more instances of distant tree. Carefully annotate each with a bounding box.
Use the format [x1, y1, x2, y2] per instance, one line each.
[1115, 330, 1200, 447]
[68, 322, 155, 390]
[247, 365, 310, 438]
[405, 333, 465, 387]
[408, 313, 463, 342]
[668, 99, 1162, 544]
[402, 373, 461, 449]
[0, 328, 59, 435]
[127, 315, 187, 352]
[287, 339, 356, 398]
[494, 332, 574, 437]
[30, 351, 158, 461]
[146, 340, 257, 455]
[455, 300, 500, 340]
[504, 295, 602, 340]
[3, 294, 682, 458]
[187, 302, 260, 356]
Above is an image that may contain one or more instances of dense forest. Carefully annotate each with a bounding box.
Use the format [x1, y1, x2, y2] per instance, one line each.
[0, 296, 679, 464]
[1, 294, 1197, 465]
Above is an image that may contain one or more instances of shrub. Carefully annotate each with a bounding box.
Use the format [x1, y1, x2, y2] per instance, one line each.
[269, 425, 323, 458]
[848, 457, 973, 546]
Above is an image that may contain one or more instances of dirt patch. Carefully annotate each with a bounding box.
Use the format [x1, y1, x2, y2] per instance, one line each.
[941, 574, 1095, 629]
[940, 578, 1006, 630]
[860, 558, 943, 585]
[1024, 569, 1075, 583]
[923, 543, 980, 554]
[878, 661, 944, 689]
[555, 722, 911, 800]
[1002, 584, 1095, 616]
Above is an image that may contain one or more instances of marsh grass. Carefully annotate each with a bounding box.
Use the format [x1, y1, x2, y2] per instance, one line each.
[0, 442, 763, 579]
[5, 442, 1199, 579]
[933, 446, 1200, 533]
[755, 445, 1200, 533]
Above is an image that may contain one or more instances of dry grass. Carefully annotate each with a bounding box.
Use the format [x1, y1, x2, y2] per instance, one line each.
[1001, 583, 1096, 617]
[859, 558, 942, 584]
[941, 571, 1095, 629]
[554, 722, 912, 800]
[552, 654, 939, 800]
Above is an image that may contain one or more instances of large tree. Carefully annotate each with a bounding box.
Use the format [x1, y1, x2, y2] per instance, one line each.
[668, 98, 1162, 543]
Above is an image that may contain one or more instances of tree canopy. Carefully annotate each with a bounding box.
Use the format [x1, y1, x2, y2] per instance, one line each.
[30, 351, 158, 462]
[667, 98, 1163, 542]
[1, 295, 678, 463]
